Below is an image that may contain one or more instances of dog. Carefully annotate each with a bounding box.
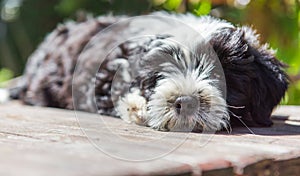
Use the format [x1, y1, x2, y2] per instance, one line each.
[10, 12, 289, 132]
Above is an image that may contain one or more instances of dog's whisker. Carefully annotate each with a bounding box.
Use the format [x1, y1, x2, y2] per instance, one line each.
[228, 110, 242, 119]
[235, 117, 256, 135]
[227, 105, 246, 109]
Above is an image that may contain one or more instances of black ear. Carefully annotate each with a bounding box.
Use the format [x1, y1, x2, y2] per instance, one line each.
[209, 27, 289, 127]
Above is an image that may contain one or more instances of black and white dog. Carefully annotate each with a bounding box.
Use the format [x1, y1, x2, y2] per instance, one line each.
[12, 12, 289, 132]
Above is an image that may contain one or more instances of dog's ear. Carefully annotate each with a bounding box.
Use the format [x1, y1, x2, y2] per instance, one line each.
[209, 27, 289, 127]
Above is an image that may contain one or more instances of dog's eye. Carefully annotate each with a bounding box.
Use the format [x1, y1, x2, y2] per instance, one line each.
[197, 90, 203, 94]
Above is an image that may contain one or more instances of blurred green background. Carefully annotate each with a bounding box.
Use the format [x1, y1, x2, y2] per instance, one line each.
[0, 0, 299, 104]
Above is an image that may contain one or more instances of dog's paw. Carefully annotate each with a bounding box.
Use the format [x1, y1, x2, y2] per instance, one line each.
[116, 89, 148, 125]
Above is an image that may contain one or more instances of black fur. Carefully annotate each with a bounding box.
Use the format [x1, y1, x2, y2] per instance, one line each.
[210, 27, 288, 127]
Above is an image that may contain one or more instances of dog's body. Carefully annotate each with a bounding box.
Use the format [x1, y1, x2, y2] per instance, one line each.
[11, 13, 289, 131]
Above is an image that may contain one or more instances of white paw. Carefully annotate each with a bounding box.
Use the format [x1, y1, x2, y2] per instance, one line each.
[116, 89, 148, 125]
[0, 89, 9, 104]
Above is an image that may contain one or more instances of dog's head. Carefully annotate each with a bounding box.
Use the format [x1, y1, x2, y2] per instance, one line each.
[115, 37, 229, 132]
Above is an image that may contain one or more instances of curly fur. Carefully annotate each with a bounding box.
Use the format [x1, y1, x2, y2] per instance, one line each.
[10, 13, 289, 132]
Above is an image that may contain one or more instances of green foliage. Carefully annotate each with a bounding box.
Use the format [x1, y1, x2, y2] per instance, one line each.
[163, 0, 182, 11]
[193, 0, 211, 16]
[0, 68, 13, 85]
[152, 0, 212, 15]
[56, 0, 150, 16]
[56, 0, 87, 15]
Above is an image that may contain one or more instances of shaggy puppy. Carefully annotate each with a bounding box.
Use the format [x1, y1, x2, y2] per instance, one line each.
[11, 13, 289, 132]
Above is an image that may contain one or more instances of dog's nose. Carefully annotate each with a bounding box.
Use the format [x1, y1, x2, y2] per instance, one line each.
[174, 96, 198, 116]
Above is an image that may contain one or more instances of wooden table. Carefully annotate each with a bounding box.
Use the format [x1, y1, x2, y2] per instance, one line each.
[0, 102, 299, 176]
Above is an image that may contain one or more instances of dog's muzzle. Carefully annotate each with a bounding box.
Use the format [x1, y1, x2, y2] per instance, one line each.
[174, 96, 198, 116]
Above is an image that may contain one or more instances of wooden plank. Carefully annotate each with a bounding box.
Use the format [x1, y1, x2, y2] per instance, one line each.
[0, 102, 300, 175]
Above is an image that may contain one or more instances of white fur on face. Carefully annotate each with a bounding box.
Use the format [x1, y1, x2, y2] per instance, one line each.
[116, 49, 229, 131]
[146, 54, 229, 131]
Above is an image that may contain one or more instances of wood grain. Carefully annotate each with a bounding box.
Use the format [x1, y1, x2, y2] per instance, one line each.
[0, 101, 299, 176]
